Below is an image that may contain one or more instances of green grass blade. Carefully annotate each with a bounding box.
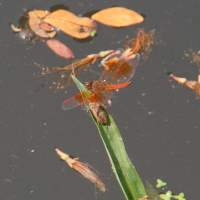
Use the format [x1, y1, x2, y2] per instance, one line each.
[72, 76, 146, 200]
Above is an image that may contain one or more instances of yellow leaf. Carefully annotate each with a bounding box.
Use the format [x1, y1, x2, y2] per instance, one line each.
[43, 9, 97, 39]
[28, 10, 56, 38]
[92, 7, 144, 27]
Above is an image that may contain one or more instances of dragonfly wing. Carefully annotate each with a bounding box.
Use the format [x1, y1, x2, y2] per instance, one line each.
[61, 90, 91, 110]
[107, 53, 140, 85]
[100, 49, 124, 81]
[86, 91, 114, 104]
[101, 91, 114, 104]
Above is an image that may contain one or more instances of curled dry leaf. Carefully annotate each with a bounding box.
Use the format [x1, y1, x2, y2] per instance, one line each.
[92, 7, 144, 27]
[170, 74, 200, 97]
[55, 148, 106, 192]
[36, 50, 113, 91]
[10, 24, 22, 32]
[126, 28, 155, 54]
[43, 9, 97, 39]
[46, 39, 74, 59]
[28, 10, 56, 38]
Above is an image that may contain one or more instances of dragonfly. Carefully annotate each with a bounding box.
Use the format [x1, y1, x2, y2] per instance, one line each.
[61, 48, 140, 111]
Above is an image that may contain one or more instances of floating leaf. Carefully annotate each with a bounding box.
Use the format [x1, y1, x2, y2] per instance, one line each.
[92, 7, 144, 27]
[39, 21, 55, 32]
[46, 39, 74, 59]
[33, 10, 50, 18]
[156, 179, 167, 188]
[90, 30, 96, 37]
[28, 10, 56, 38]
[173, 193, 186, 200]
[159, 191, 172, 200]
[43, 9, 97, 39]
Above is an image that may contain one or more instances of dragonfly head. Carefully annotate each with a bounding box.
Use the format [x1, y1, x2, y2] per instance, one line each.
[85, 80, 93, 90]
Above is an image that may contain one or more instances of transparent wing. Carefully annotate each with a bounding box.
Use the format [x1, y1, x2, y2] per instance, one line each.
[107, 53, 140, 85]
[61, 90, 91, 110]
[86, 91, 114, 104]
[100, 49, 124, 81]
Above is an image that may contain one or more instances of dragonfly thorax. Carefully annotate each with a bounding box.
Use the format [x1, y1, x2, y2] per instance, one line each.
[91, 80, 107, 93]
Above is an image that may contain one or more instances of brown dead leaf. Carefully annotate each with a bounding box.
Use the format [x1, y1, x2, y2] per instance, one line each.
[28, 10, 56, 38]
[39, 21, 55, 32]
[46, 39, 74, 59]
[92, 7, 144, 27]
[43, 9, 97, 39]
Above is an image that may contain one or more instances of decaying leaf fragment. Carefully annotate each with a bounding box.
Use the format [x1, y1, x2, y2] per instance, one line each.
[126, 28, 155, 54]
[46, 39, 74, 59]
[185, 50, 200, 66]
[92, 7, 144, 27]
[10, 24, 22, 32]
[28, 10, 56, 38]
[170, 74, 200, 97]
[55, 148, 106, 192]
[36, 50, 113, 90]
[43, 9, 97, 39]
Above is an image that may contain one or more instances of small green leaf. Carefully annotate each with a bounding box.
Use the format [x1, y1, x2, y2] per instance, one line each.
[173, 192, 186, 200]
[159, 191, 172, 200]
[156, 179, 167, 188]
[90, 30, 96, 37]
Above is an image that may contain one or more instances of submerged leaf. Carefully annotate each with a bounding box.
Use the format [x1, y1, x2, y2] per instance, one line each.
[46, 39, 74, 59]
[92, 7, 144, 27]
[43, 9, 97, 39]
[145, 181, 162, 200]
[28, 10, 56, 38]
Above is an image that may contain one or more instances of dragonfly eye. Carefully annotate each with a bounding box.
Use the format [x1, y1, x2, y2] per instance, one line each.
[85, 80, 93, 90]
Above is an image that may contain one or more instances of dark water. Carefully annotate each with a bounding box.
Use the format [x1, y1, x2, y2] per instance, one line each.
[1, 0, 200, 199]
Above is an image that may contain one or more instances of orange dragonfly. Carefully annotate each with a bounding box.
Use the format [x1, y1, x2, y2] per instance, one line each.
[61, 49, 140, 110]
